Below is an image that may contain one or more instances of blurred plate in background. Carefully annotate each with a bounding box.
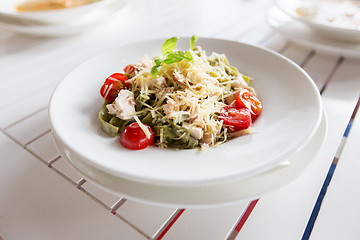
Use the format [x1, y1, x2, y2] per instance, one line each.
[0, 0, 120, 24]
[276, 0, 360, 42]
[268, 6, 360, 58]
[0, 0, 126, 35]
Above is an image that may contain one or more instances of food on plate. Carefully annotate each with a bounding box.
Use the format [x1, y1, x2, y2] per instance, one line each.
[99, 36, 262, 150]
[15, 0, 100, 12]
[120, 122, 155, 150]
[296, 0, 360, 30]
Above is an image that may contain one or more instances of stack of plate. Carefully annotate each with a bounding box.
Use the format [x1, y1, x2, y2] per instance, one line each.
[0, 0, 126, 36]
[270, 0, 360, 58]
[49, 37, 327, 208]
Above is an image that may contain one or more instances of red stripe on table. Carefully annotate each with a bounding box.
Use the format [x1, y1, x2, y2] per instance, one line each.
[156, 208, 185, 240]
[234, 199, 259, 232]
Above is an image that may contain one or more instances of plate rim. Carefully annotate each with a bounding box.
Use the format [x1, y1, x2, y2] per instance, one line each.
[52, 110, 327, 207]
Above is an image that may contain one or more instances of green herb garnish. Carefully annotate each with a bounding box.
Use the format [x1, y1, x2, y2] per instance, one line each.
[190, 35, 198, 51]
[151, 35, 198, 77]
[161, 37, 178, 56]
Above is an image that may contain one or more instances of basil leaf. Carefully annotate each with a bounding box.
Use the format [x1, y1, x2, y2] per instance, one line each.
[151, 65, 162, 77]
[184, 51, 193, 60]
[163, 58, 182, 65]
[163, 51, 186, 64]
[154, 58, 163, 66]
[162, 37, 179, 56]
[152, 36, 199, 77]
[190, 35, 198, 50]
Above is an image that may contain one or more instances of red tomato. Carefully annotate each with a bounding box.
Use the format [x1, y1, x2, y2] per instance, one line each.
[235, 89, 262, 119]
[220, 106, 252, 131]
[100, 73, 128, 102]
[120, 123, 155, 150]
[108, 72, 129, 88]
[124, 65, 136, 77]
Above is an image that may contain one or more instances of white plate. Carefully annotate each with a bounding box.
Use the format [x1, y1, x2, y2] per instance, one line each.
[0, 0, 126, 36]
[268, 6, 360, 58]
[276, 0, 360, 42]
[49, 37, 322, 187]
[0, 0, 119, 24]
[53, 110, 327, 207]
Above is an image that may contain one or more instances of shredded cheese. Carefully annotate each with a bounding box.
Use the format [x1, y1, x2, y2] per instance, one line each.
[133, 115, 152, 139]
[103, 83, 112, 101]
[126, 48, 251, 147]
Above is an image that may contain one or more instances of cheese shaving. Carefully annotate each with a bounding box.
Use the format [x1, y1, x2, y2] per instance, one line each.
[133, 115, 152, 139]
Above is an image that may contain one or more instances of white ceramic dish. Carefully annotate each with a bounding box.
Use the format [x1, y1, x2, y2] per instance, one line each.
[49, 37, 322, 187]
[0, 0, 119, 24]
[276, 0, 360, 42]
[0, 0, 126, 36]
[268, 6, 360, 58]
[53, 111, 327, 207]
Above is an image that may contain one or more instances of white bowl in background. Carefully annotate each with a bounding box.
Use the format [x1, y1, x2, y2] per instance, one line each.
[0, 0, 121, 25]
[276, 0, 360, 42]
[0, 0, 126, 35]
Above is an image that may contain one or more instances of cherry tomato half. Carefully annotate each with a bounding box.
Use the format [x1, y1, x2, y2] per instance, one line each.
[120, 123, 155, 150]
[100, 73, 128, 102]
[124, 65, 136, 77]
[235, 89, 262, 119]
[220, 106, 252, 131]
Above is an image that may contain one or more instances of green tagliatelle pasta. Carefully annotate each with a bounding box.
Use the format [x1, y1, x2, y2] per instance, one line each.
[99, 99, 199, 149]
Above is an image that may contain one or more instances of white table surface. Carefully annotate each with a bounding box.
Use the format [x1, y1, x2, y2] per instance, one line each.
[1, 0, 359, 239]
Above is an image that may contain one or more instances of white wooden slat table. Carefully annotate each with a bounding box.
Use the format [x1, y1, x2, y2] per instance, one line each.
[310, 102, 360, 240]
[0, 0, 359, 239]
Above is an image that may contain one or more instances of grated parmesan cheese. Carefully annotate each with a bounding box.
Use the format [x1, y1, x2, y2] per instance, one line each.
[133, 115, 152, 139]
